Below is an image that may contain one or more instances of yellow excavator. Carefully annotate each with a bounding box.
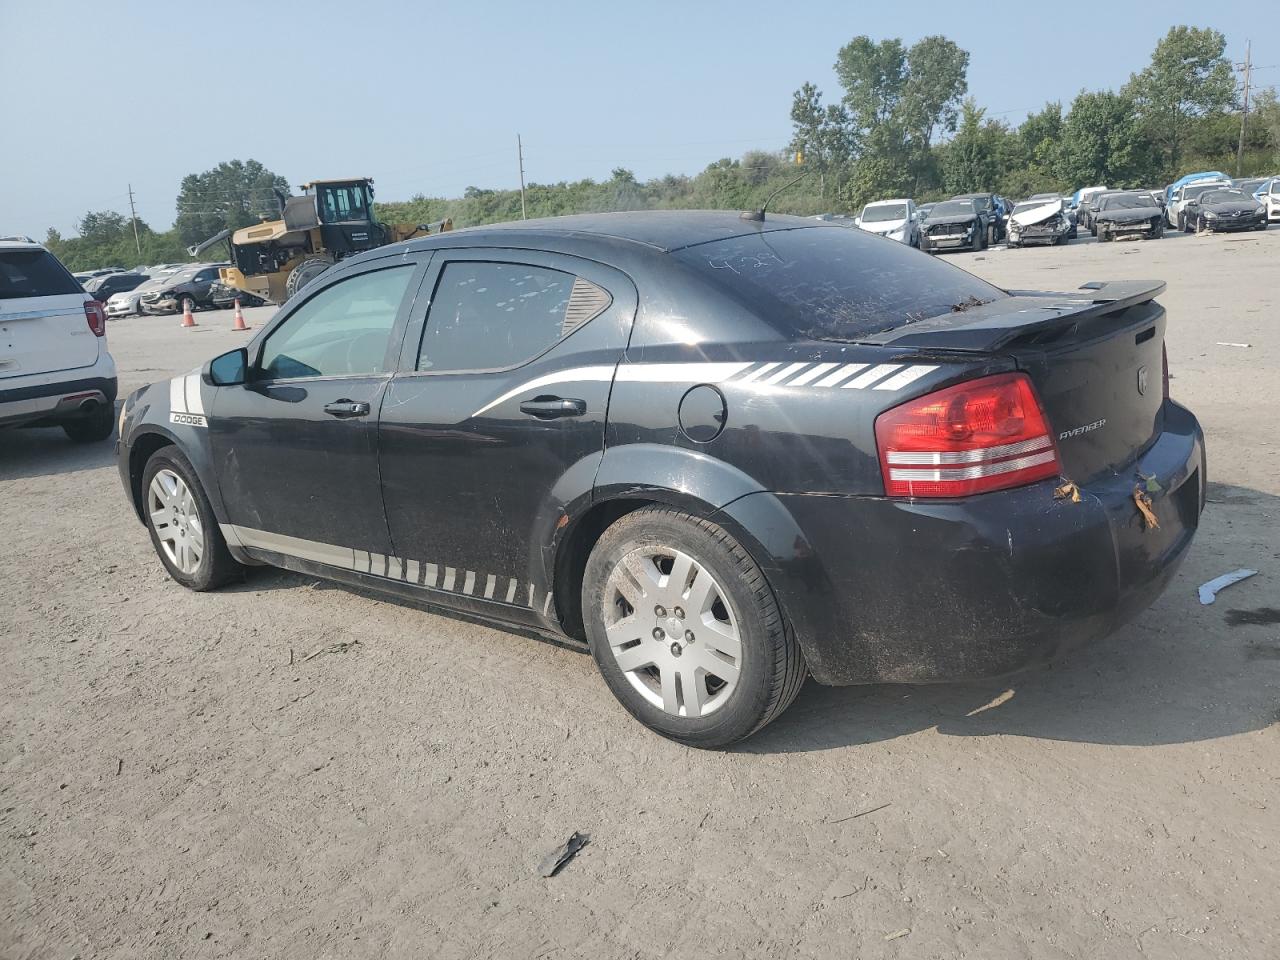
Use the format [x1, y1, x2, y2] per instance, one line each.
[190, 178, 450, 304]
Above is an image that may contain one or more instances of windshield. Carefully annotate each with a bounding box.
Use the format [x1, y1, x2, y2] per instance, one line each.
[1183, 183, 1225, 201]
[861, 203, 907, 223]
[1201, 190, 1248, 204]
[673, 225, 1004, 341]
[0, 249, 83, 300]
[317, 182, 373, 222]
[1099, 194, 1157, 210]
[930, 200, 975, 218]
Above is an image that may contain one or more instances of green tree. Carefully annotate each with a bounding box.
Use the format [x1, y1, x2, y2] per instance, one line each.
[940, 99, 1005, 194]
[1124, 26, 1236, 177]
[795, 34, 968, 206]
[174, 159, 292, 247]
[1056, 90, 1152, 188]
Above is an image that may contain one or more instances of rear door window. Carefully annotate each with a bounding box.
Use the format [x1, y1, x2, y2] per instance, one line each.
[0, 249, 83, 299]
[416, 261, 599, 372]
[673, 226, 1005, 341]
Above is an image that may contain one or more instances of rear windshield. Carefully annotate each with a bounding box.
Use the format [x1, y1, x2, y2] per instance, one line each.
[673, 226, 1005, 341]
[0, 249, 83, 300]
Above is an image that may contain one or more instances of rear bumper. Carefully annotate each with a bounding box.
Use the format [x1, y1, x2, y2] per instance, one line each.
[140, 298, 178, 314]
[720, 401, 1205, 685]
[0, 352, 118, 429]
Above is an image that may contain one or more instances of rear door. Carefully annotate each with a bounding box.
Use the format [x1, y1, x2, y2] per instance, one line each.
[377, 249, 636, 621]
[0, 247, 95, 379]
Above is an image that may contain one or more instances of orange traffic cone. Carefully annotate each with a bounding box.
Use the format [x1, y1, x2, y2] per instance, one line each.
[180, 299, 196, 328]
[232, 298, 249, 331]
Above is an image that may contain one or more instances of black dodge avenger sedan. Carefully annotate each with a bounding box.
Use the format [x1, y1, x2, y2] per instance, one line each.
[116, 211, 1205, 747]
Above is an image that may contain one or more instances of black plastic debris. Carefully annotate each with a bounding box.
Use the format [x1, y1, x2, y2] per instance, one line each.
[537, 832, 589, 878]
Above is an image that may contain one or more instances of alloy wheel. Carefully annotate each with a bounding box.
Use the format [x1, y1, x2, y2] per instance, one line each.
[147, 468, 204, 575]
[602, 545, 742, 718]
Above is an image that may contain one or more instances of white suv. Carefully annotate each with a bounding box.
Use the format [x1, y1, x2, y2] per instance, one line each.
[1, 238, 118, 442]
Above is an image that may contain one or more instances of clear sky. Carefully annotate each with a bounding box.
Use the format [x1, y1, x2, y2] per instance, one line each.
[3, 0, 1270, 238]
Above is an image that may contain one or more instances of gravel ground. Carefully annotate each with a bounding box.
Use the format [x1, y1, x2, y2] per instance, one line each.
[3, 228, 1278, 960]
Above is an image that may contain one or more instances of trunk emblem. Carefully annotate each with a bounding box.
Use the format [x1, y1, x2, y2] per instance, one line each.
[1137, 366, 1149, 396]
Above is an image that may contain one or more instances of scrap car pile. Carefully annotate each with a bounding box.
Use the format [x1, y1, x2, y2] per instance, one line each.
[837, 169, 1279, 253]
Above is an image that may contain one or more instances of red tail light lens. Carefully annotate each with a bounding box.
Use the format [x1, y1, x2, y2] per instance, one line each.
[875, 372, 1060, 498]
[84, 300, 106, 337]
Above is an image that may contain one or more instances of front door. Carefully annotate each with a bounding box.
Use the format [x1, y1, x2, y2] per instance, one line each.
[377, 249, 636, 621]
[208, 256, 425, 565]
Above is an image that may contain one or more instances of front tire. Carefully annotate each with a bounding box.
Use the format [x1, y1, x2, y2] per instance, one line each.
[285, 257, 333, 301]
[142, 448, 241, 591]
[62, 403, 114, 443]
[582, 506, 806, 748]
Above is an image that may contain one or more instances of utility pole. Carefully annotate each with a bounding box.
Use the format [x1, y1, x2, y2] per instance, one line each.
[1235, 39, 1252, 178]
[517, 134, 528, 220]
[127, 183, 142, 257]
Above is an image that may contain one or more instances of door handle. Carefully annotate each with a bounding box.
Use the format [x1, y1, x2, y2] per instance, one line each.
[323, 399, 371, 418]
[519, 397, 587, 419]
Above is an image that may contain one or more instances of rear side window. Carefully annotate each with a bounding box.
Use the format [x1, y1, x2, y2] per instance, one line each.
[673, 226, 1005, 341]
[417, 261, 600, 372]
[0, 249, 83, 300]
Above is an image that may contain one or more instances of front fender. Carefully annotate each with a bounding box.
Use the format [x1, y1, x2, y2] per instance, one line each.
[118, 375, 228, 529]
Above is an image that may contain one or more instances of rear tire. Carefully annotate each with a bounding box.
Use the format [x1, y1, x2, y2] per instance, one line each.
[582, 506, 806, 748]
[141, 448, 241, 591]
[62, 403, 114, 443]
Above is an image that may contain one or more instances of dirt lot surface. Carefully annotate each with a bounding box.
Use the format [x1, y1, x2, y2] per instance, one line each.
[3, 229, 1278, 960]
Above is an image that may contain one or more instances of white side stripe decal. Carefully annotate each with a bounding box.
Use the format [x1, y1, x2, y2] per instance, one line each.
[468, 360, 941, 417]
[842, 364, 902, 389]
[223, 524, 555, 618]
[874, 365, 939, 391]
[470, 364, 616, 417]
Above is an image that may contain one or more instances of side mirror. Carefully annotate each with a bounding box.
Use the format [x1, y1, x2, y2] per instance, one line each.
[206, 347, 247, 386]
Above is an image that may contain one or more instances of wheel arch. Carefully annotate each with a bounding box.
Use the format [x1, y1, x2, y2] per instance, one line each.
[126, 429, 177, 522]
[550, 443, 824, 653]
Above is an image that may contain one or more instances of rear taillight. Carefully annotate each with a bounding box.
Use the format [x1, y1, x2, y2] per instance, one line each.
[1161, 343, 1169, 400]
[84, 300, 106, 337]
[875, 372, 1060, 498]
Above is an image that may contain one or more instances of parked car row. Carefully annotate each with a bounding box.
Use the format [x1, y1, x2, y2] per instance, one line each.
[847, 169, 1275, 259]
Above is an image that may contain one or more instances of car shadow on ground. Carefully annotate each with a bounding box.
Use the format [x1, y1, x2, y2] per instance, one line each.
[0, 416, 118, 482]
[746, 480, 1278, 754]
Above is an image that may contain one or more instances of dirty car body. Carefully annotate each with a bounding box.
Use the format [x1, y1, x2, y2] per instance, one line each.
[1006, 198, 1073, 247]
[1093, 192, 1166, 241]
[115, 212, 1206, 744]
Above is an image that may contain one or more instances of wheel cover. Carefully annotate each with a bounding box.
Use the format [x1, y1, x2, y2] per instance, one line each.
[147, 469, 204, 575]
[602, 545, 742, 718]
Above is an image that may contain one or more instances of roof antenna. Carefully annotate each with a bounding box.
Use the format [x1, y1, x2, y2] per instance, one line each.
[741, 170, 809, 222]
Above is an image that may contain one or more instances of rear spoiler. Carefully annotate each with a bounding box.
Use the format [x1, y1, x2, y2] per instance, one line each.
[862, 280, 1166, 352]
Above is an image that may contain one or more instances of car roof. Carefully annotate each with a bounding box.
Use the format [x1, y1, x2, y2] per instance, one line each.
[0, 237, 46, 252]
[404, 210, 828, 256]
[864, 198, 911, 206]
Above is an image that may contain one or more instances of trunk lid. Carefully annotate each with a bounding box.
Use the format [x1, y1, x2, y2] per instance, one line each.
[1, 246, 99, 379]
[0, 293, 99, 379]
[866, 281, 1167, 483]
